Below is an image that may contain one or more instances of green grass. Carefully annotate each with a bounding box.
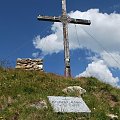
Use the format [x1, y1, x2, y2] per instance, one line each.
[0, 68, 120, 120]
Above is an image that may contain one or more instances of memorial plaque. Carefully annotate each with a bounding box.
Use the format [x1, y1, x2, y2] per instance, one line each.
[48, 96, 91, 113]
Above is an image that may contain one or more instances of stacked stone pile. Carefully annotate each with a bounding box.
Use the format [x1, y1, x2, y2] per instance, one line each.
[15, 58, 43, 71]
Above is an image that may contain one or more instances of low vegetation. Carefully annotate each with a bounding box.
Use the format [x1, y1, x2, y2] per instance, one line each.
[0, 68, 120, 120]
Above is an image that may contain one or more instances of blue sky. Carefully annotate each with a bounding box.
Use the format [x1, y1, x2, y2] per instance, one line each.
[0, 0, 120, 87]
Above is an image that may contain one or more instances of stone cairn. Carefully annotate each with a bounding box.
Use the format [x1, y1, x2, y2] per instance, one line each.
[15, 58, 43, 71]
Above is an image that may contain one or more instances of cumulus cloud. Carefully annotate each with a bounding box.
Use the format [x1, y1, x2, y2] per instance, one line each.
[33, 9, 120, 86]
[87, 51, 120, 69]
[101, 52, 120, 69]
[33, 34, 63, 55]
[33, 9, 120, 68]
[76, 60, 120, 88]
[32, 52, 40, 58]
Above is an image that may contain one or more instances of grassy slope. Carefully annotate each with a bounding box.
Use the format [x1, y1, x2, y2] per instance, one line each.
[0, 68, 120, 120]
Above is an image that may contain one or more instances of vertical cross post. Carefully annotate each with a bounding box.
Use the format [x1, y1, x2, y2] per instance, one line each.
[62, 0, 71, 77]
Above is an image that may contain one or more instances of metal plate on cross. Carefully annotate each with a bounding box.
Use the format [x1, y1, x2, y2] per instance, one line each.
[48, 96, 91, 113]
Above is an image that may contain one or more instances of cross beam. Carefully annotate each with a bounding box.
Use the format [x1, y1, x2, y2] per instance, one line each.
[37, 0, 91, 77]
[37, 15, 91, 25]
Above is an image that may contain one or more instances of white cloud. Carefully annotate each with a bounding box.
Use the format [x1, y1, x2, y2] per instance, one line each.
[87, 51, 120, 69]
[76, 60, 120, 88]
[32, 52, 40, 58]
[33, 34, 63, 55]
[110, 4, 120, 11]
[33, 9, 120, 68]
[101, 52, 120, 69]
[33, 9, 120, 86]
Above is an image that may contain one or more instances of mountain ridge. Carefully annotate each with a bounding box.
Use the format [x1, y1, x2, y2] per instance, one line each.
[0, 68, 120, 120]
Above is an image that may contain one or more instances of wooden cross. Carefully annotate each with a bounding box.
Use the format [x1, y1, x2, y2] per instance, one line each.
[37, 0, 91, 77]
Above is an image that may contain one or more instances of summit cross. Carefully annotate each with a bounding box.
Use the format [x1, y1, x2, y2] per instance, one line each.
[37, 0, 91, 77]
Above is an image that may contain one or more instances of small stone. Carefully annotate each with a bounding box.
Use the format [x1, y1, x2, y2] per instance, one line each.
[8, 96, 12, 105]
[17, 94, 21, 97]
[0, 117, 4, 120]
[107, 114, 118, 120]
[62, 86, 86, 97]
[29, 100, 47, 109]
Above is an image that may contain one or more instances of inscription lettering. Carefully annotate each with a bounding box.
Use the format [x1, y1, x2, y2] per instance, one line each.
[48, 96, 91, 113]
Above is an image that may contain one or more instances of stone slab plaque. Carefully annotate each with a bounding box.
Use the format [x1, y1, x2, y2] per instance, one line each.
[48, 96, 91, 113]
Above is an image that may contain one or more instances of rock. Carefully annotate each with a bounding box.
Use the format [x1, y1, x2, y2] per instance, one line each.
[107, 114, 118, 120]
[7, 96, 13, 106]
[0, 96, 15, 111]
[62, 86, 86, 97]
[7, 96, 15, 106]
[0, 96, 7, 110]
[29, 100, 48, 109]
[0, 117, 4, 120]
